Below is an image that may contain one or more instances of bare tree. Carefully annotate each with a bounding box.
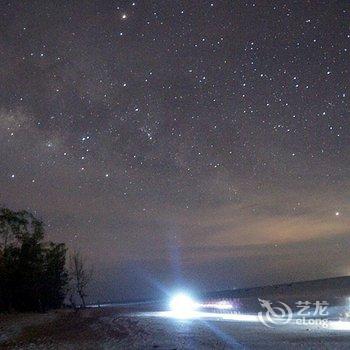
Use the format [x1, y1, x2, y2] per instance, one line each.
[69, 251, 93, 308]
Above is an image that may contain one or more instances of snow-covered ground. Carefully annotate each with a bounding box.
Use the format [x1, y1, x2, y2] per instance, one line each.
[1, 307, 350, 349]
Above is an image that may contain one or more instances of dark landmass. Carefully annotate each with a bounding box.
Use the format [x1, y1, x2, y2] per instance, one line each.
[204, 275, 350, 300]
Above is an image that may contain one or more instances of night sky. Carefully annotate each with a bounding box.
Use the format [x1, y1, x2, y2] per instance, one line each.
[1, 1, 349, 302]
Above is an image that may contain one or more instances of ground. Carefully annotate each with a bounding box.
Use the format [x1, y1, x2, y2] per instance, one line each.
[1, 307, 350, 349]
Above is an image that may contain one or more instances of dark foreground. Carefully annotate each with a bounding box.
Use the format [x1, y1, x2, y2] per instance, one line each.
[1, 306, 350, 349]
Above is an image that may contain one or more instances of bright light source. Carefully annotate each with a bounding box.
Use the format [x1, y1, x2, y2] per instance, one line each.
[169, 293, 198, 317]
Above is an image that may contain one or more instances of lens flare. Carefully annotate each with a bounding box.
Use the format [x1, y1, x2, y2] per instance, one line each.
[169, 293, 198, 317]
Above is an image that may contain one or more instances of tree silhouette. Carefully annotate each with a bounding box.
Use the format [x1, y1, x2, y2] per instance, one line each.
[0, 208, 68, 312]
[68, 251, 93, 308]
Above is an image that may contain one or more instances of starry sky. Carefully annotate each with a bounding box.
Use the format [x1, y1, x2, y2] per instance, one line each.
[0, 0, 349, 302]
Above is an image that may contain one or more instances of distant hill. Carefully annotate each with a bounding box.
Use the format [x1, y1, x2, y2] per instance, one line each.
[204, 275, 350, 300]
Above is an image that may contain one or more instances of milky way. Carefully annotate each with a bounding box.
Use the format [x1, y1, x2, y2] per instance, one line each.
[0, 1, 349, 301]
